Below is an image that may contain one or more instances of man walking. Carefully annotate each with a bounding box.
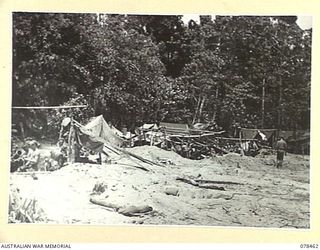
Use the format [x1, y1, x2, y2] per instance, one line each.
[275, 137, 287, 168]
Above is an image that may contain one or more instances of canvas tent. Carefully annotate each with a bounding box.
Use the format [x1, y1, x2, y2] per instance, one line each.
[110, 126, 124, 138]
[72, 115, 124, 154]
[71, 116, 161, 168]
[84, 115, 124, 147]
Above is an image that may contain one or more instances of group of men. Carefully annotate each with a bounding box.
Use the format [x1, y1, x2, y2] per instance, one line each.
[11, 140, 41, 172]
[11, 138, 68, 172]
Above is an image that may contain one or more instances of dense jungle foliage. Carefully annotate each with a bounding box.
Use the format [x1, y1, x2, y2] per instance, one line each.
[12, 13, 311, 137]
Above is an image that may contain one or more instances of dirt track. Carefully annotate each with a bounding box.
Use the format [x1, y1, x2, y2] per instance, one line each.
[9, 146, 310, 228]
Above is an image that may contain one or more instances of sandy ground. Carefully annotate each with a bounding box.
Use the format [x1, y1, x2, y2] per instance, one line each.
[9, 145, 310, 228]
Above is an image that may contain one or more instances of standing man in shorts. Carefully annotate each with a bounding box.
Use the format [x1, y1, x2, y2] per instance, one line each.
[275, 137, 287, 168]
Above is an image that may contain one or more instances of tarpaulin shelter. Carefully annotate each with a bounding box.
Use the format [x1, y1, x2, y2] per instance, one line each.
[83, 115, 124, 147]
[240, 128, 258, 140]
[71, 115, 125, 156]
[70, 117, 162, 168]
[160, 122, 189, 135]
[75, 127, 105, 153]
[160, 122, 188, 130]
[110, 126, 124, 138]
[240, 128, 277, 146]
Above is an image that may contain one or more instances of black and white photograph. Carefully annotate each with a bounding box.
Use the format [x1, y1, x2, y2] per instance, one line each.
[9, 13, 312, 228]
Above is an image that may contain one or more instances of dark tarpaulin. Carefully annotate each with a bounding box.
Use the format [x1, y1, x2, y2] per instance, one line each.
[75, 127, 104, 153]
[241, 128, 258, 139]
[260, 129, 276, 140]
[241, 128, 276, 140]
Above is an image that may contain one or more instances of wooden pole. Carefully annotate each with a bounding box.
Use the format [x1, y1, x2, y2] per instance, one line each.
[12, 105, 87, 110]
[68, 118, 75, 163]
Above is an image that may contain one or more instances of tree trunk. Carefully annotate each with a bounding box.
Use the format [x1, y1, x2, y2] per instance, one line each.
[212, 87, 219, 122]
[154, 98, 161, 121]
[192, 97, 201, 124]
[278, 77, 283, 130]
[197, 96, 206, 123]
[261, 77, 266, 128]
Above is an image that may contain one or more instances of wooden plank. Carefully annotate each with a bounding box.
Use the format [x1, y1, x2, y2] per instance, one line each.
[176, 177, 226, 191]
[12, 105, 87, 110]
[195, 179, 243, 185]
[120, 148, 164, 167]
[188, 129, 225, 134]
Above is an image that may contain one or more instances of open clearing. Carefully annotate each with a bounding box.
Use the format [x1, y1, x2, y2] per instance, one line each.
[9, 146, 310, 228]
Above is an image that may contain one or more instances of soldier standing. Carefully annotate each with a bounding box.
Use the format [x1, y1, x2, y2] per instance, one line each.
[275, 137, 287, 168]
